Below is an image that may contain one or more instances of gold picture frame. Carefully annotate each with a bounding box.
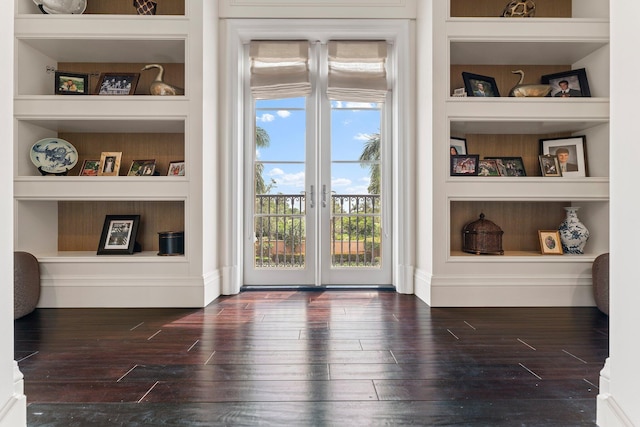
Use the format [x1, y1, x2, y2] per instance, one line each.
[98, 152, 122, 176]
[538, 230, 564, 255]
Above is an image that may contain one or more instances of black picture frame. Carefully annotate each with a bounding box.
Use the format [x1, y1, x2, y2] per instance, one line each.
[450, 137, 468, 155]
[485, 157, 526, 176]
[540, 135, 588, 177]
[541, 68, 591, 97]
[451, 155, 480, 176]
[462, 72, 500, 97]
[54, 71, 89, 95]
[95, 72, 140, 95]
[97, 215, 140, 255]
[539, 154, 563, 177]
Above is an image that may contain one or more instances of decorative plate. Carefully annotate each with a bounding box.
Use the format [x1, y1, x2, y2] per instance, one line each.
[30, 138, 79, 174]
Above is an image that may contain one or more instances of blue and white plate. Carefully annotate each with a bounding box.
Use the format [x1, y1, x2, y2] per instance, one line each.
[30, 138, 78, 174]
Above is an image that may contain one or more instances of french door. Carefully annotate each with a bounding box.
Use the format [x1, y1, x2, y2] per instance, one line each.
[243, 92, 392, 286]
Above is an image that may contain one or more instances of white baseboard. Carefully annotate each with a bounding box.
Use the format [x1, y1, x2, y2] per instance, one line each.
[38, 272, 222, 308]
[0, 363, 26, 427]
[414, 269, 595, 307]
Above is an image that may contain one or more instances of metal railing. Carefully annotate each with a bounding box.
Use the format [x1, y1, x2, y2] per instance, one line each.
[254, 194, 381, 268]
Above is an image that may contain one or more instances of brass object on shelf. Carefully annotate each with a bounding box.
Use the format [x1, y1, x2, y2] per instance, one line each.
[508, 70, 551, 97]
[501, 0, 536, 18]
[462, 213, 504, 255]
[141, 64, 185, 96]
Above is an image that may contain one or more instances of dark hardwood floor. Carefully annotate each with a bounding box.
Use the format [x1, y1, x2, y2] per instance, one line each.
[14, 290, 609, 426]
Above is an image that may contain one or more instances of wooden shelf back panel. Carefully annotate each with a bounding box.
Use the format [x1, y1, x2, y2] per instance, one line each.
[451, 65, 570, 96]
[451, 200, 568, 252]
[84, 0, 185, 15]
[59, 63, 185, 96]
[58, 201, 184, 251]
[59, 132, 184, 177]
[450, 0, 571, 18]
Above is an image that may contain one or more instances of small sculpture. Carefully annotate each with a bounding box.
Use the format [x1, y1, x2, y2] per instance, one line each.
[508, 70, 551, 97]
[501, 0, 536, 17]
[141, 64, 185, 96]
[33, 0, 86, 14]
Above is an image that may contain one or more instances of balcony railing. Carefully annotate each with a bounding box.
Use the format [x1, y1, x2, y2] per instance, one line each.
[254, 194, 381, 268]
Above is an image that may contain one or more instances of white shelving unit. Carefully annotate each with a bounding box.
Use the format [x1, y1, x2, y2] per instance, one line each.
[13, 0, 219, 307]
[424, 0, 610, 306]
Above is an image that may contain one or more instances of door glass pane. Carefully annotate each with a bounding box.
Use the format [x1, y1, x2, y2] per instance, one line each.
[254, 98, 307, 269]
[330, 101, 382, 268]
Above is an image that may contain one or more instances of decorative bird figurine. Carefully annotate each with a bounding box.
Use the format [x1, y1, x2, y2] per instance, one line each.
[141, 64, 184, 96]
[508, 70, 551, 97]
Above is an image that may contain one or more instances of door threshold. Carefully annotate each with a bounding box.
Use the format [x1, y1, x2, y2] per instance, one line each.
[241, 285, 396, 292]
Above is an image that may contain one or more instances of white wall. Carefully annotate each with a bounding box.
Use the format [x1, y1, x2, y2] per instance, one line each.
[597, 1, 640, 425]
[1, 1, 26, 425]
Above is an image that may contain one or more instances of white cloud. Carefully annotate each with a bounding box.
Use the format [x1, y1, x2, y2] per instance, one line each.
[268, 167, 284, 176]
[332, 177, 352, 188]
[257, 113, 275, 123]
[277, 110, 291, 118]
[354, 133, 374, 141]
[255, 149, 261, 159]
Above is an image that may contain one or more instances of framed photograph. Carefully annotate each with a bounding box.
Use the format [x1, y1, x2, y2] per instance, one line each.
[451, 155, 480, 176]
[539, 154, 562, 177]
[98, 152, 122, 176]
[541, 68, 591, 98]
[450, 137, 467, 155]
[78, 159, 100, 176]
[95, 73, 140, 95]
[538, 230, 564, 255]
[97, 215, 140, 255]
[478, 159, 501, 176]
[540, 136, 588, 177]
[55, 71, 89, 95]
[485, 157, 526, 176]
[462, 72, 500, 97]
[128, 159, 156, 176]
[167, 161, 186, 176]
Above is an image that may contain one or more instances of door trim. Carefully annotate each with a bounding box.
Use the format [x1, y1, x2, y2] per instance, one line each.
[221, 18, 415, 294]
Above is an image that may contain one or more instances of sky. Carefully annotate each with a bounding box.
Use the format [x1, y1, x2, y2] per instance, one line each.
[255, 97, 381, 196]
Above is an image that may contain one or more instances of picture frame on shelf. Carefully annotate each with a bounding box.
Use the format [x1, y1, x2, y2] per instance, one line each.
[478, 159, 501, 176]
[128, 159, 156, 176]
[167, 160, 185, 176]
[450, 137, 467, 155]
[540, 136, 588, 177]
[541, 68, 591, 97]
[54, 71, 89, 95]
[78, 159, 100, 176]
[98, 152, 122, 176]
[97, 215, 141, 255]
[95, 73, 140, 95]
[484, 157, 526, 176]
[451, 155, 480, 176]
[462, 72, 500, 97]
[538, 230, 564, 255]
[539, 154, 563, 177]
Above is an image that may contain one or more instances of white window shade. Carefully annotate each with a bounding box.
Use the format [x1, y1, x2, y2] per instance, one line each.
[327, 41, 389, 103]
[249, 40, 311, 99]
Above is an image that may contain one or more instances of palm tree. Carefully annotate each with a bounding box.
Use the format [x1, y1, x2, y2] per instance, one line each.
[359, 132, 380, 195]
[255, 126, 275, 194]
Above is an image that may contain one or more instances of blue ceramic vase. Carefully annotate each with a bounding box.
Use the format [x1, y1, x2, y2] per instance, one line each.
[558, 207, 589, 254]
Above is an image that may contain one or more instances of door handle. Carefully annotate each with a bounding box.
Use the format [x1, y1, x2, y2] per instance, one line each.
[322, 185, 328, 208]
[309, 185, 315, 208]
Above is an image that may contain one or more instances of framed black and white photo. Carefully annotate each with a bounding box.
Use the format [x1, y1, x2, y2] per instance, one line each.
[540, 136, 588, 177]
[462, 72, 500, 97]
[451, 155, 480, 176]
[55, 71, 89, 95]
[539, 154, 563, 177]
[97, 215, 140, 255]
[450, 137, 468, 155]
[541, 68, 591, 98]
[95, 72, 140, 95]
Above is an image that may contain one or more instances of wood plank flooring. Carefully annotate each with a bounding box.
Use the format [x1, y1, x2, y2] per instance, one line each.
[14, 290, 609, 426]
